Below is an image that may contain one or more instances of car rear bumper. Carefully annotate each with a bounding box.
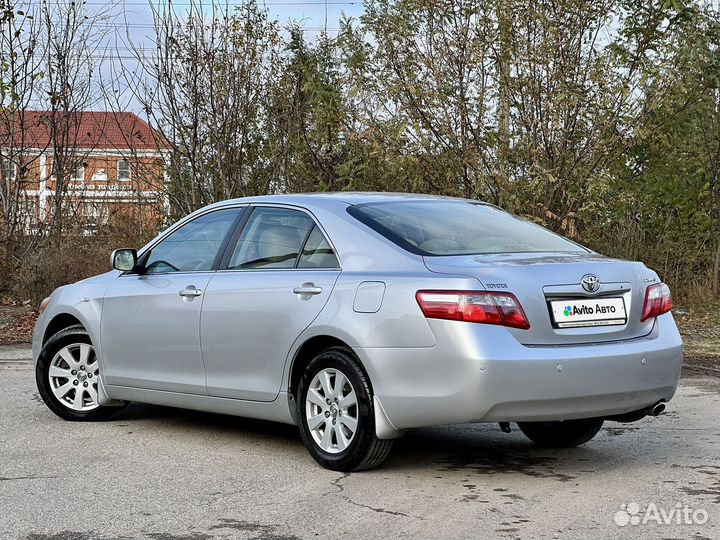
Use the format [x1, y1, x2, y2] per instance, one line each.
[357, 314, 683, 432]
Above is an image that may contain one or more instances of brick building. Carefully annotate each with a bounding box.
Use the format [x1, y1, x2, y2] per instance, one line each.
[0, 111, 168, 235]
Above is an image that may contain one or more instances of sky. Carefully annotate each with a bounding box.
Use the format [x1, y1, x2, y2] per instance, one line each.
[104, 2, 366, 65]
[29, 0, 367, 114]
[120, 0, 366, 34]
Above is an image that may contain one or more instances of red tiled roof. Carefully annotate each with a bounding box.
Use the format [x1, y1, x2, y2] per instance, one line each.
[0, 111, 168, 151]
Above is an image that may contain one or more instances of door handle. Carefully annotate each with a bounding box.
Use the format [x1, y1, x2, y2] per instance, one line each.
[179, 286, 203, 298]
[293, 283, 323, 296]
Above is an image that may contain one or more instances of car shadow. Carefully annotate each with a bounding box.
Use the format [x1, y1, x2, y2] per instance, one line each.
[388, 425, 594, 479]
[111, 401, 300, 439]
[109, 402, 625, 477]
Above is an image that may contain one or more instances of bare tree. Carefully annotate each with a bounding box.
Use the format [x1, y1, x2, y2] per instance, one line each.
[0, 1, 42, 242]
[37, 0, 109, 236]
[120, 0, 282, 217]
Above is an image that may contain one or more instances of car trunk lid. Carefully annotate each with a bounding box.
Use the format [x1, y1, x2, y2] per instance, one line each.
[423, 252, 658, 345]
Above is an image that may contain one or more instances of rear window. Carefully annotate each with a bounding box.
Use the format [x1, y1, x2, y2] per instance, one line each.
[347, 200, 588, 256]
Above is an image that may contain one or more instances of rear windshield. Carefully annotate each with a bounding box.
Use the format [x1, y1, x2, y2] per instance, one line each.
[347, 200, 588, 256]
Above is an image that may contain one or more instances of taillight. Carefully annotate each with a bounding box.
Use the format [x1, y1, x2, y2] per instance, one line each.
[416, 290, 530, 329]
[640, 282, 672, 322]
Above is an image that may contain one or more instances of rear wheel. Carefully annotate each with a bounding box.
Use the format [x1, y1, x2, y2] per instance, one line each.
[517, 418, 604, 448]
[36, 325, 126, 421]
[297, 347, 393, 471]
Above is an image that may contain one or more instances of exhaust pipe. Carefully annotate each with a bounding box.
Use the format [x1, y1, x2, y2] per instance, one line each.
[650, 402, 666, 416]
[606, 400, 666, 423]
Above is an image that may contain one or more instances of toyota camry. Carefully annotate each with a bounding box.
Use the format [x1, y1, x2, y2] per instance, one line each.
[33, 193, 683, 471]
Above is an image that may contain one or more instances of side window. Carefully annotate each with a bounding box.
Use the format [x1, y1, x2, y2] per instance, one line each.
[228, 207, 314, 270]
[144, 208, 241, 274]
[298, 226, 339, 268]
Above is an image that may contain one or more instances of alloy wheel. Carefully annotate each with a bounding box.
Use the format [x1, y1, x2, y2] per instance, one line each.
[47, 343, 100, 411]
[304, 368, 359, 454]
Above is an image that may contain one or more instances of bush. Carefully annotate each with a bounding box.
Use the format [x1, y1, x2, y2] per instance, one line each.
[2, 216, 158, 303]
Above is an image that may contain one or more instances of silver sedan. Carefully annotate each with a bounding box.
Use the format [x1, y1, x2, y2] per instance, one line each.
[33, 193, 683, 471]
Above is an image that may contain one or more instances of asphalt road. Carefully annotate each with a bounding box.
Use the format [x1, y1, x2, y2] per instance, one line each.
[2, 344, 719, 540]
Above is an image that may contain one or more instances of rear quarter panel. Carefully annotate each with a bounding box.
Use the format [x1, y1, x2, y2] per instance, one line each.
[282, 271, 483, 389]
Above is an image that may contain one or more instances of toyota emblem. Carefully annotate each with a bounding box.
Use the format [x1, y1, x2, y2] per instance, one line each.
[581, 274, 600, 293]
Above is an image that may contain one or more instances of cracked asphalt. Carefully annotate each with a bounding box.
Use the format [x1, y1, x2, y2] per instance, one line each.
[2, 344, 719, 540]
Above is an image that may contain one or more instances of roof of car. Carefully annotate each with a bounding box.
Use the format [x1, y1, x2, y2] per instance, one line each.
[211, 192, 475, 209]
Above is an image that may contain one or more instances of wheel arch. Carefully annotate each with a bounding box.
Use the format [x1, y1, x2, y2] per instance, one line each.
[43, 313, 85, 345]
[287, 333, 404, 441]
[288, 334, 360, 401]
[287, 330, 383, 413]
[36, 290, 105, 364]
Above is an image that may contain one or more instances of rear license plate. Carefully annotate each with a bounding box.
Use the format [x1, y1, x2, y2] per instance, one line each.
[549, 298, 627, 328]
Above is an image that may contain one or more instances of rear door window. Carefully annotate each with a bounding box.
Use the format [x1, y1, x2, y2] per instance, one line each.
[227, 207, 314, 269]
[226, 207, 340, 270]
[298, 226, 339, 268]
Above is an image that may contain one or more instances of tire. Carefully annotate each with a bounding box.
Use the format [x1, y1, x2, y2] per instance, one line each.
[517, 418, 604, 448]
[36, 325, 126, 421]
[297, 347, 393, 471]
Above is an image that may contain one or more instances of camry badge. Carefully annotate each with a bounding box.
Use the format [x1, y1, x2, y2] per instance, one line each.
[581, 274, 600, 293]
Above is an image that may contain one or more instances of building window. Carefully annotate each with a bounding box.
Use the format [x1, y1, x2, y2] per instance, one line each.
[82, 201, 108, 235]
[71, 164, 85, 182]
[18, 196, 37, 233]
[2, 160, 17, 181]
[118, 159, 131, 181]
[57, 197, 81, 222]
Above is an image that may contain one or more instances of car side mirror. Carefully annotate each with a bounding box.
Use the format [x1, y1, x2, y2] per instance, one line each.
[111, 248, 138, 272]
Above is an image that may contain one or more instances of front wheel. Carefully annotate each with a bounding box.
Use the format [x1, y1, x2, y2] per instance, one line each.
[297, 347, 393, 471]
[36, 325, 126, 421]
[517, 418, 604, 448]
